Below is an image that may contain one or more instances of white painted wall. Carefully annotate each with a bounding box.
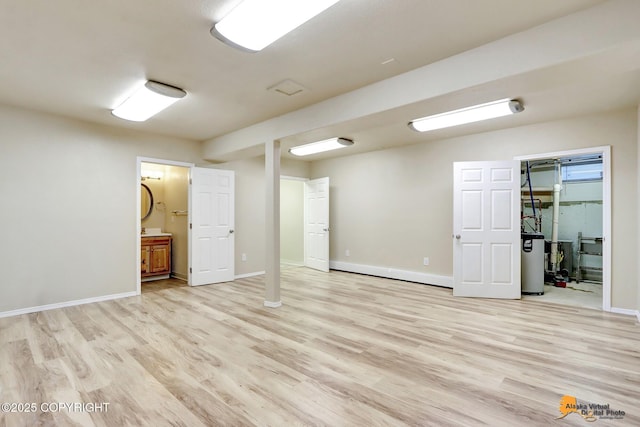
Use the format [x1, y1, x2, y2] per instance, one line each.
[310, 108, 638, 310]
[162, 165, 190, 280]
[280, 179, 304, 265]
[0, 104, 203, 313]
[211, 156, 310, 276]
[140, 173, 165, 230]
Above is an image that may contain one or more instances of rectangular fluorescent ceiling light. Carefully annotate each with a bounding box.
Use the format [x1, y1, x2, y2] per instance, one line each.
[112, 80, 186, 122]
[409, 99, 524, 132]
[212, 0, 341, 52]
[289, 137, 353, 156]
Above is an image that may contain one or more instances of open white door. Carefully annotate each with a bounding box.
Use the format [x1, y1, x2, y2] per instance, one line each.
[190, 167, 235, 286]
[304, 177, 330, 272]
[453, 161, 520, 299]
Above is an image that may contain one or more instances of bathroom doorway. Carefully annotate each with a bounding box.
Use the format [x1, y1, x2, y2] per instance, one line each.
[137, 157, 193, 294]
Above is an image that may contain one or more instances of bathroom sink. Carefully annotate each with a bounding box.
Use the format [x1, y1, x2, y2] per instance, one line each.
[141, 228, 171, 237]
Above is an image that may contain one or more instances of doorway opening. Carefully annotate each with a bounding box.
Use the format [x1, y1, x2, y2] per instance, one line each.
[137, 157, 193, 295]
[517, 146, 611, 311]
[280, 177, 306, 268]
[280, 176, 330, 273]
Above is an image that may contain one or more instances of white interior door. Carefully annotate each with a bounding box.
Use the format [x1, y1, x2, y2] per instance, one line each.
[453, 160, 520, 299]
[190, 167, 235, 286]
[304, 177, 330, 272]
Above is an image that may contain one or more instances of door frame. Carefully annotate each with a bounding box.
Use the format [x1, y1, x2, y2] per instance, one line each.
[136, 157, 194, 295]
[515, 146, 611, 312]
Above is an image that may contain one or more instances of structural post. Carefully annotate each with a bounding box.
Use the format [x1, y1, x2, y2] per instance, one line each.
[637, 105, 640, 319]
[264, 139, 282, 308]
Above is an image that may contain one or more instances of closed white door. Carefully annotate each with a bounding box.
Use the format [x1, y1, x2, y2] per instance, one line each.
[453, 161, 520, 299]
[190, 167, 235, 286]
[305, 177, 330, 272]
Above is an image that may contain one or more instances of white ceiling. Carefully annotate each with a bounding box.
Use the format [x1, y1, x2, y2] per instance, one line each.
[1, 0, 638, 162]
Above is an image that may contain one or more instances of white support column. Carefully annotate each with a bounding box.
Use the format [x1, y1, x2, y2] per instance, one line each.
[265, 140, 282, 308]
[637, 105, 640, 321]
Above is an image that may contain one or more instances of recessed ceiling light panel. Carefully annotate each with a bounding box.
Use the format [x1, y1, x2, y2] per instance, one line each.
[112, 80, 186, 122]
[212, 0, 341, 52]
[289, 137, 353, 156]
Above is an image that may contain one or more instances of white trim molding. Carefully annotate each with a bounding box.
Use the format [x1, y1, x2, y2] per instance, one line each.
[0, 291, 137, 319]
[330, 260, 453, 288]
[281, 260, 305, 267]
[235, 271, 266, 280]
[609, 307, 638, 317]
[264, 300, 282, 308]
[171, 273, 188, 282]
[280, 175, 309, 182]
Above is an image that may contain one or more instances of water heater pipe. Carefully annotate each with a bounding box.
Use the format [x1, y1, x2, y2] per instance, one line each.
[526, 161, 536, 220]
[550, 162, 562, 273]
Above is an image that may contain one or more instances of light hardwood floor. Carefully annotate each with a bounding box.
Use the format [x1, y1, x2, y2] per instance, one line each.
[1, 268, 638, 426]
[141, 277, 188, 294]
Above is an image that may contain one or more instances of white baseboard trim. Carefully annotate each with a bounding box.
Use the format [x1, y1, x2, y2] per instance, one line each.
[171, 272, 188, 281]
[235, 271, 266, 280]
[609, 307, 637, 317]
[264, 300, 282, 308]
[0, 291, 138, 319]
[281, 260, 305, 267]
[330, 260, 453, 288]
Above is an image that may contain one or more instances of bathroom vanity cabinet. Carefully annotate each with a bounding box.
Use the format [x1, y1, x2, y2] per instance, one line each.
[141, 235, 171, 279]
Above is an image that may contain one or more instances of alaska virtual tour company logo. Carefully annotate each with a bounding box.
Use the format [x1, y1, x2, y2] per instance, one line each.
[557, 395, 626, 422]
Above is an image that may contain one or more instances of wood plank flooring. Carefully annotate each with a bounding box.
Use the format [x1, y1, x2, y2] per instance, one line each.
[1, 267, 638, 426]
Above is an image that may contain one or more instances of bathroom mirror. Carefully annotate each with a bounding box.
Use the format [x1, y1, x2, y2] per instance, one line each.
[141, 183, 154, 220]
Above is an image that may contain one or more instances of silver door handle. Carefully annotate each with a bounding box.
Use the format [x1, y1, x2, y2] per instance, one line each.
[229, 229, 235, 234]
[455, 234, 461, 239]
[323, 228, 330, 232]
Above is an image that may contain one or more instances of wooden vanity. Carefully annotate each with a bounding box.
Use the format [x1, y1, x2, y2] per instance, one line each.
[141, 234, 172, 280]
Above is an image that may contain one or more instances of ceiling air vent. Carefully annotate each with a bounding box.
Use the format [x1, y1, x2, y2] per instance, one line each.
[268, 79, 307, 97]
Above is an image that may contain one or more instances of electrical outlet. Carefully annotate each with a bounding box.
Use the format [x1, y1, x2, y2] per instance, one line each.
[345, 249, 350, 257]
[242, 253, 247, 262]
[423, 257, 429, 266]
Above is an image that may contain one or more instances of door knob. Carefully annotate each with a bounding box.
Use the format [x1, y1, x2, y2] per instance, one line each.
[229, 229, 235, 234]
[455, 234, 461, 239]
[323, 228, 330, 232]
